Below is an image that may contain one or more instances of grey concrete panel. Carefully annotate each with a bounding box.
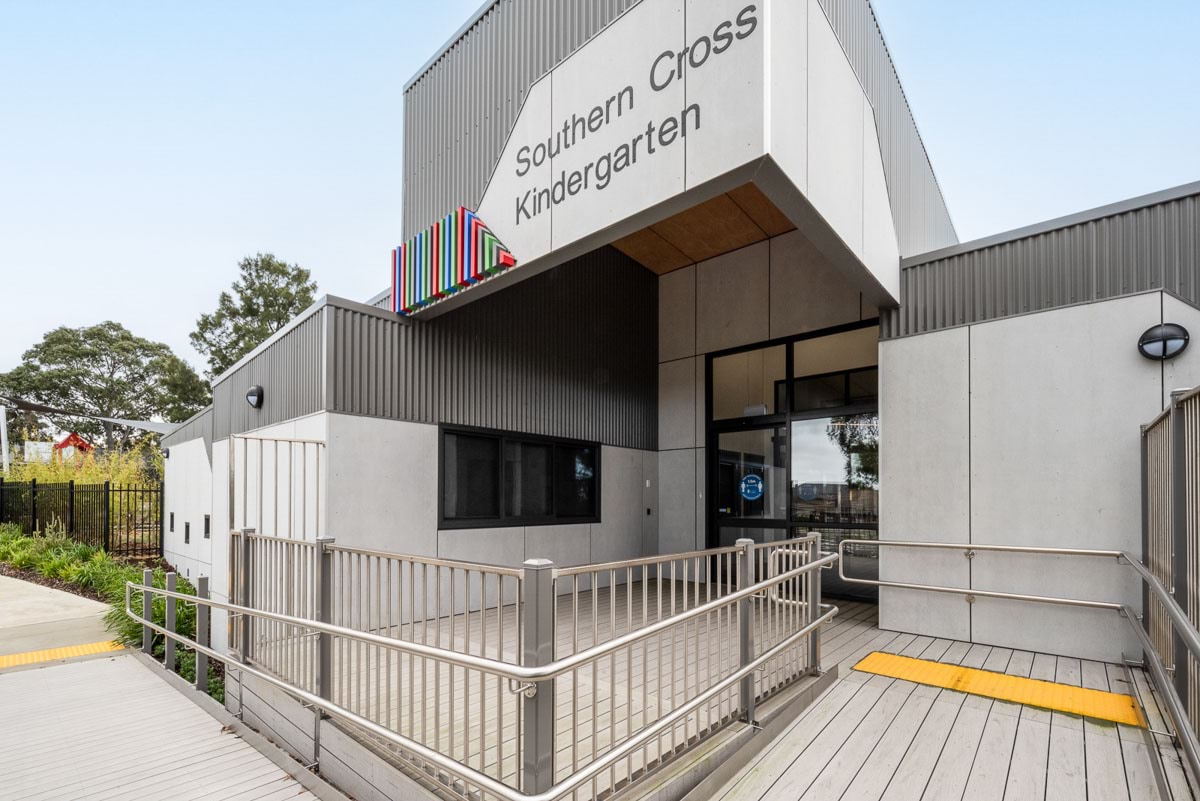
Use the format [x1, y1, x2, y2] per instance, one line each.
[592, 446, 648, 565]
[438, 527, 526, 570]
[658, 449, 698, 556]
[695, 451, 707, 552]
[695, 357, 706, 448]
[643, 451, 659, 557]
[659, 265, 697, 363]
[696, 241, 771, 354]
[769, 230, 864, 339]
[524, 523, 591, 568]
[659, 358, 697, 451]
[1162, 293, 1200, 407]
[968, 293, 1164, 659]
[878, 328, 970, 641]
[326, 414, 438, 557]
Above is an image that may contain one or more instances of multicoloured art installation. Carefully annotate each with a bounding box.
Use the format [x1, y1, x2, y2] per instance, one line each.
[391, 208, 516, 315]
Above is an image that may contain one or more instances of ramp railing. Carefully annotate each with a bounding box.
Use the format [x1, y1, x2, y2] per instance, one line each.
[133, 533, 837, 801]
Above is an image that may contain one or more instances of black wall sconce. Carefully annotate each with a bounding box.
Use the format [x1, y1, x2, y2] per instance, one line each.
[1138, 324, 1190, 361]
[246, 385, 265, 409]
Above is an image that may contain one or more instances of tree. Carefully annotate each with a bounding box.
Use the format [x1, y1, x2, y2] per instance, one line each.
[827, 413, 879, 489]
[0, 322, 209, 450]
[190, 253, 318, 377]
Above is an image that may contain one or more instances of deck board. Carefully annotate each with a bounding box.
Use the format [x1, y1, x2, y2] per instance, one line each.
[695, 603, 1191, 801]
[0, 654, 317, 801]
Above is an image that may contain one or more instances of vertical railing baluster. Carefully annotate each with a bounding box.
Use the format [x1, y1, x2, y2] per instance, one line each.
[737, 538, 755, 724]
[142, 567, 154, 655]
[195, 576, 209, 694]
[522, 557, 555, 794]
[164, 571, 176, 672]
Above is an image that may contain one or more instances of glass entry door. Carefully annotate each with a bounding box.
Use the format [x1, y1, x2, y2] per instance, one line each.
[707, 323, 880, 600]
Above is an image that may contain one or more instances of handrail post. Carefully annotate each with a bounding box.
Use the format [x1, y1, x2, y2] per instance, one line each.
[808, 537, 823, 675]
[522, 557, 556, 794]
[164, 571, 177, 672]
[737, 538, 756, 724]
[1171, 391, 1190, 707]
[315, 537, 335, 700]
[142, 568, 154, 655]
[1140, 423, 1151, 641]
[240, 528, 255, 662]
[195, 576, 209, 693]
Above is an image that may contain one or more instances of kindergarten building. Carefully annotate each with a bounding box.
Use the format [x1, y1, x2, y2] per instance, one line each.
[162, 0, 1200, 664]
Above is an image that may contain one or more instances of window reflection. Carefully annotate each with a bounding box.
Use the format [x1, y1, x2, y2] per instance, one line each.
[790, 413, 879, 526]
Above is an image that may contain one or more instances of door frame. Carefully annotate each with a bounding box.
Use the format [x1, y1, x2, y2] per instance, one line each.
[703, 319, 881, 550]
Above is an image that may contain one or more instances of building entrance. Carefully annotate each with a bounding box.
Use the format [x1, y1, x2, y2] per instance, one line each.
[707, 322, 880, 600]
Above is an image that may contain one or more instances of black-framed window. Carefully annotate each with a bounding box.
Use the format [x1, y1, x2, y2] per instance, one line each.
[169, 512, 174, 532]
[441, 426, 600, 528]
[203, 514, 211, 539]
[184, 521, 190, 544]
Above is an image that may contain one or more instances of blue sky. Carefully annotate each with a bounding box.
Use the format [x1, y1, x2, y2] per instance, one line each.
[2, 1, 1198, 375]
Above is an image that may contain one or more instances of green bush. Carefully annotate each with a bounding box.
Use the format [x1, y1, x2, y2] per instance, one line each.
[0, 522, 222, 702]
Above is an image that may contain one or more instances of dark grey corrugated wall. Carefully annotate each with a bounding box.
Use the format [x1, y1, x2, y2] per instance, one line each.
[327, 247, 658, 450]
[882, 190, 1200, 338]
[401, 0, 958, 256]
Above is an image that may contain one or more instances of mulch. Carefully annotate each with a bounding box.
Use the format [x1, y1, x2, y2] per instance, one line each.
[0, 562, 107, 603]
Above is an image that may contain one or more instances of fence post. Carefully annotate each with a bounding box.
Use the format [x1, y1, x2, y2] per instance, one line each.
[30, 478, 37, 533]
[315, 537, 335, 701]
[737, 538, 756, 724]
[522, 558, 556, 795]
[195, 576, 209, 694]
[1171, 391, 1190, 707]
[102, 481, 111, 552]
[158, 481, 165, 558]
[808, 536, 823, 675]
[164, 571, 177, 672]
[142, 568, 154, 655]
[67, 480, 75, 534]
[240, 528, 254, 662]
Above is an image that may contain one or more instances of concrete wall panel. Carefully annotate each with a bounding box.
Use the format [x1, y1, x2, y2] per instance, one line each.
[658, 448, 698, 555]
[878, 327, 970, 641]
[659, 265, 697, 362]
[696, 241, 770, 354]
[769, 230, 863, 339]
[659, 358, 698, 451]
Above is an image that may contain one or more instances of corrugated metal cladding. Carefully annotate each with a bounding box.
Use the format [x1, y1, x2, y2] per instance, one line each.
[401, 0, 958, 256]
[161, 406, 213, 460]
[211, 309, 327, 440]
[882, 191, 1200, 339]
[328, 247, 657, 450]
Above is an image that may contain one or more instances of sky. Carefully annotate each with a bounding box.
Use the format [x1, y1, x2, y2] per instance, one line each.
[2, 1, 1198, 376]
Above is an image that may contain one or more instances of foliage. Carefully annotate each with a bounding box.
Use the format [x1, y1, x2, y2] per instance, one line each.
[827, 413, 880, 489]
[0, 522, 223, 702]
[0, 322, 209, 450]
[2, 437, 163, 484]
[190, 253, 318, 378]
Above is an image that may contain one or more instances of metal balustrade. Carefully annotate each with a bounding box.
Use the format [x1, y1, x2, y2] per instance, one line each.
[133, 533, 836, 801]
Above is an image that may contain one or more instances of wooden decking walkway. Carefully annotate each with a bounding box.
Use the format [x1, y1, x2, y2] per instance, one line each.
[701, 601, 1195, 801]
[0, 653, 321, 801]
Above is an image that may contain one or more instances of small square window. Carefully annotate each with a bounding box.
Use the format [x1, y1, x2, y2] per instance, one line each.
[184, 522, 190, 544]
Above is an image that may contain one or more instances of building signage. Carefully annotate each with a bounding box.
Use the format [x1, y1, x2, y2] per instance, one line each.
[476, 0, 766, 269]
[739, 473, 764, 501]
[510, 5, 760, 227]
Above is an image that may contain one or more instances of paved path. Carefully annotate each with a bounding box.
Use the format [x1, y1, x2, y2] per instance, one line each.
[0, 574, 111, 659]
[0, 653, 321, 801]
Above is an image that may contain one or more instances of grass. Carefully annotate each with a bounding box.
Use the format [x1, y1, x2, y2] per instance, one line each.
[0, 521, 223, 700]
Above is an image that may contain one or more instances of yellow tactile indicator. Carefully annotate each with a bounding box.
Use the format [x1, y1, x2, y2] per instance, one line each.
[854, 651, 1145, 727]
[0, 640, 124, 670]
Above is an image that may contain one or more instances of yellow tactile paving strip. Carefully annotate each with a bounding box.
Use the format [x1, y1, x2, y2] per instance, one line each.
[0, 640, 124, 669]
[854, 651, 1145, 727]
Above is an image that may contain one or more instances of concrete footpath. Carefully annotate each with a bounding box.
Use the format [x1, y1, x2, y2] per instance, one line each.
[0, 574, 116, 668]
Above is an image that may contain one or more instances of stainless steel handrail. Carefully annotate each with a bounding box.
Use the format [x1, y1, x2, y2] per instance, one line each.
[125, 551, 839, 684]
[835, 538, 1200, 784]
[125, 583, 836, 801]
[325, 542, 526, 577]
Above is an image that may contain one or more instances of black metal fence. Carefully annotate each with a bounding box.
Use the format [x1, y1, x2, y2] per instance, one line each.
[0, 479, 162, 559]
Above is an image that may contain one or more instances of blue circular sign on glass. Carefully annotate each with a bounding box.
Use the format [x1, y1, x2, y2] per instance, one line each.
[739, 474, 764, 501]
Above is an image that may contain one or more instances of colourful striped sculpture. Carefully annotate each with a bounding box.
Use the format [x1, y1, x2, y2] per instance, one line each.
[391, 208, 516, 315]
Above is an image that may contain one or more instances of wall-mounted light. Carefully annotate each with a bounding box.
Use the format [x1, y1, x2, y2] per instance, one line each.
[246, 385, 264, 409]
[162, 448, 170, 459]
[1138, 323, 1190, 361]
